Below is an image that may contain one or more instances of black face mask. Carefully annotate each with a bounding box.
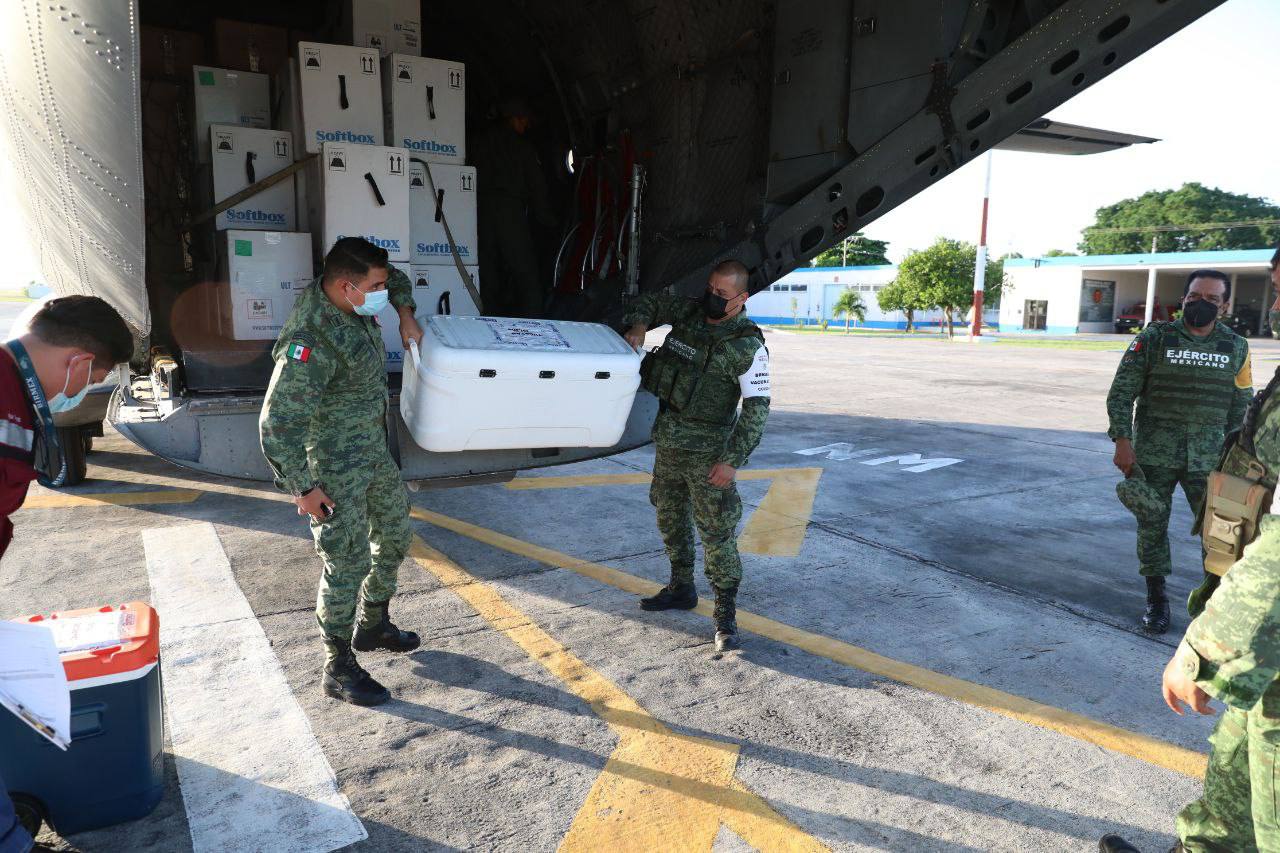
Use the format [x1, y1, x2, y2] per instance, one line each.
[1182, 298, 1220, 328]
[701, 291, 731, 320]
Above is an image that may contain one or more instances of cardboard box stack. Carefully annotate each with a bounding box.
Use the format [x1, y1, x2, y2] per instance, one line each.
[143, 2, 481, 375]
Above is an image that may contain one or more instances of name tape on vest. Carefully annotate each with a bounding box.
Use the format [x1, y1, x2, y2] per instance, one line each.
[1166, 348, 1231, 368]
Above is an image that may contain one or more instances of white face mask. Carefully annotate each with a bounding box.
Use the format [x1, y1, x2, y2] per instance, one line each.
[48, 356, 93, 414]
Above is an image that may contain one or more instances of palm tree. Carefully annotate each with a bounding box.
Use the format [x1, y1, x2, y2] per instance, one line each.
[832, 289, 867, 333]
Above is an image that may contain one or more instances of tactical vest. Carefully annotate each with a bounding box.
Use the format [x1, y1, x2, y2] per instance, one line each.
[1196, 367, 1280, 577]
[1140, 324, 1243, 426]
[639, 320, 764, 425]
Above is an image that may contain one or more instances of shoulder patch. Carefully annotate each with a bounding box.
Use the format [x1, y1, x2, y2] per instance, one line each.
[285, 342, 313, 363]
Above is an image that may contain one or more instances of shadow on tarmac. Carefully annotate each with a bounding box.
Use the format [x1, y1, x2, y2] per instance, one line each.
[404, 650, 1154, 845]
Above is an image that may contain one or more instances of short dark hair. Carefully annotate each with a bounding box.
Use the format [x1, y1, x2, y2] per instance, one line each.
[711, 259, 750, 293]
[30, 296, 133, 365]
[1184, 269, 1231, 301]
[323, 237, 389, 283]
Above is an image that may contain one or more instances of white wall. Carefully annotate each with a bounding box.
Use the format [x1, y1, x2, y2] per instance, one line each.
[1000, 265, 1081, 333]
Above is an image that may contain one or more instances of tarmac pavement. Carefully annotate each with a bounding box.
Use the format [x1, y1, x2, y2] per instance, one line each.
[5, 329, 1275, 851]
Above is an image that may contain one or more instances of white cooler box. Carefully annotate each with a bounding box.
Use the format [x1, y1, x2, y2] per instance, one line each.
[402, 316, 641, 452]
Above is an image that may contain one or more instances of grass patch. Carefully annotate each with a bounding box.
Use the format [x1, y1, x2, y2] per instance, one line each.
[765, 324, 943, 337]
[992, 338, 1128, 351]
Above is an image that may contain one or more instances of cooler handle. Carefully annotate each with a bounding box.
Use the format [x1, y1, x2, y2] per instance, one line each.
[407, 339, 421, 371]
[438, 291, 450, 315]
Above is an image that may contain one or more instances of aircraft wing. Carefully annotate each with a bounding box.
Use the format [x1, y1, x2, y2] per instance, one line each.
[995, 119, 1158, 155]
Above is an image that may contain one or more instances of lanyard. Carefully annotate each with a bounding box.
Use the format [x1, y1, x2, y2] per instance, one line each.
[5, 340, 66, 487]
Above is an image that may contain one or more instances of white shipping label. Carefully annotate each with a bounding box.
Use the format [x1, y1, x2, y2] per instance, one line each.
[739, 346, 771, 398]
[480, 318, 571, 349]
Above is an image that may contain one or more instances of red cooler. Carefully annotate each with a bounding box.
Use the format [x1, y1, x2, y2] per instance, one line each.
[0, 602, 165, 836]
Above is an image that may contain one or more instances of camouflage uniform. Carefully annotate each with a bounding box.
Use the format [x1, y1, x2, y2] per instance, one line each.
[1106, 319, 1252, 577]
[1269, 308, 1280, 340]
[624, 292, 770, 592]
[1174, 373, 1280, 850]
[259, 268, 415, 661]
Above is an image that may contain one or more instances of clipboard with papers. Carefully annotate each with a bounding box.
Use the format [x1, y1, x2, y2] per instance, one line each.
[0, 619, 71, 750]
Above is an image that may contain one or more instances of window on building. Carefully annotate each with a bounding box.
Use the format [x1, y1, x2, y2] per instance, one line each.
[790, 284, 808, 292]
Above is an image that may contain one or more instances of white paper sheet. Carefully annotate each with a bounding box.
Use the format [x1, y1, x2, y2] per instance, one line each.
[0, 620, 71, 750]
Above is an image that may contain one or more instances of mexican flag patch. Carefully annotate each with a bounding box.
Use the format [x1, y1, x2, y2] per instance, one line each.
[286, 342, 312, 363]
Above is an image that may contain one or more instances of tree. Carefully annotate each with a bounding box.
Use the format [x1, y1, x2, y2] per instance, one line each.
[789, 296, 800, 327]
[1043, 248, 1077, 257]
[832, 289, 867, 333]
[893, 238, 1005, 338]
[1079, 182, 1280, 254]
[877, 279, 928, 333]
[811, 232, 890, 267]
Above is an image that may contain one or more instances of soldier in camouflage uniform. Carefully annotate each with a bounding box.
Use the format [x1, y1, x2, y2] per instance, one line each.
[1101, 365, 1280, 853]
[259, 237, 424, 707]
[623, 259, 771, 653]
[1107, 270, 1252, 634]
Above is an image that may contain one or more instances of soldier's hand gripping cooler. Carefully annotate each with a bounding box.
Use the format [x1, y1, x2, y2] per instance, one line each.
[1105, 269, 1253, 635]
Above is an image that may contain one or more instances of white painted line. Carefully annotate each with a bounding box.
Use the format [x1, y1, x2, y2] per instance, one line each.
[143, 523, 366, 853]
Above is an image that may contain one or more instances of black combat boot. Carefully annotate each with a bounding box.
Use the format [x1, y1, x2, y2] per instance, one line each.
[1142, 576, 1171, 634]
[352, 600, 421, 653]
[713, 585, 739, 653]
[1099, 834, 1140, 852]
[322, 638, 391, 706]
[640, 582, 698, 611]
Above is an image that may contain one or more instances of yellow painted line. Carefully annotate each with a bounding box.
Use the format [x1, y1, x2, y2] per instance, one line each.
[737, 468, 822, 557]
[410, 536, 827, 852]
[505, 472, 654, 489]
[505, 468, 824, 558]
[412, 506, 1208, 780]
[21, 489, 204, 509]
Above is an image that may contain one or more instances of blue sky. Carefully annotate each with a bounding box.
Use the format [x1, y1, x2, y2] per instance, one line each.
[2, 0, 1274, 284]
[864, 0, 1279, 262]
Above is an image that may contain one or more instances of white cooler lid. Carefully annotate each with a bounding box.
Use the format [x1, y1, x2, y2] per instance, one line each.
[426, 316, 636, 355]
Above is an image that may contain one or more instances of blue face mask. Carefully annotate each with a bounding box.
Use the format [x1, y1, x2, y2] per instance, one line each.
[348, 285, 390, 317]
[48, 356, 93, 414]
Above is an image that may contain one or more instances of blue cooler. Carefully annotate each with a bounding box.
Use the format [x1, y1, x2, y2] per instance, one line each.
[1, 602, 164, 836]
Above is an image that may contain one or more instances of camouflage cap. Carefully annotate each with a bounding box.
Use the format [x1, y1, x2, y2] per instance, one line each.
[1116, 464, 1165, 523]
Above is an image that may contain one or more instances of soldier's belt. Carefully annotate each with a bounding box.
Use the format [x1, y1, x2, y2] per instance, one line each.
[1201, 461, 1272, 577]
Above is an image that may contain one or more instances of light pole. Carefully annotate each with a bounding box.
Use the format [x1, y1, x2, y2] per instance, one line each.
[970, 152, 993, 337]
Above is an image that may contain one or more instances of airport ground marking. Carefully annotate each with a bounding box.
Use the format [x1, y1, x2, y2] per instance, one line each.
[411, 507, 1209, 781]
[142, 522, 366, 853]
[21, 488, 203, 509]
[409, 534, 828, 852]
[504, 468, 823, 557]
[794, 442, 964, 472]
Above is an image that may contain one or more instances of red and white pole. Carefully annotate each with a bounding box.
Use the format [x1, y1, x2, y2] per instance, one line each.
[971, 151, 993, 337]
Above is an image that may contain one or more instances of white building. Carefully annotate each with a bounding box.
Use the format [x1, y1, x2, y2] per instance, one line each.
[747, 264, 990, 330]
[999, 248, 1275, 335]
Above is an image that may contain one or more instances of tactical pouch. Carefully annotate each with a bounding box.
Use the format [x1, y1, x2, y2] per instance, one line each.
[1201, 460, 1271, 577]
[639, 342, 703, 412]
